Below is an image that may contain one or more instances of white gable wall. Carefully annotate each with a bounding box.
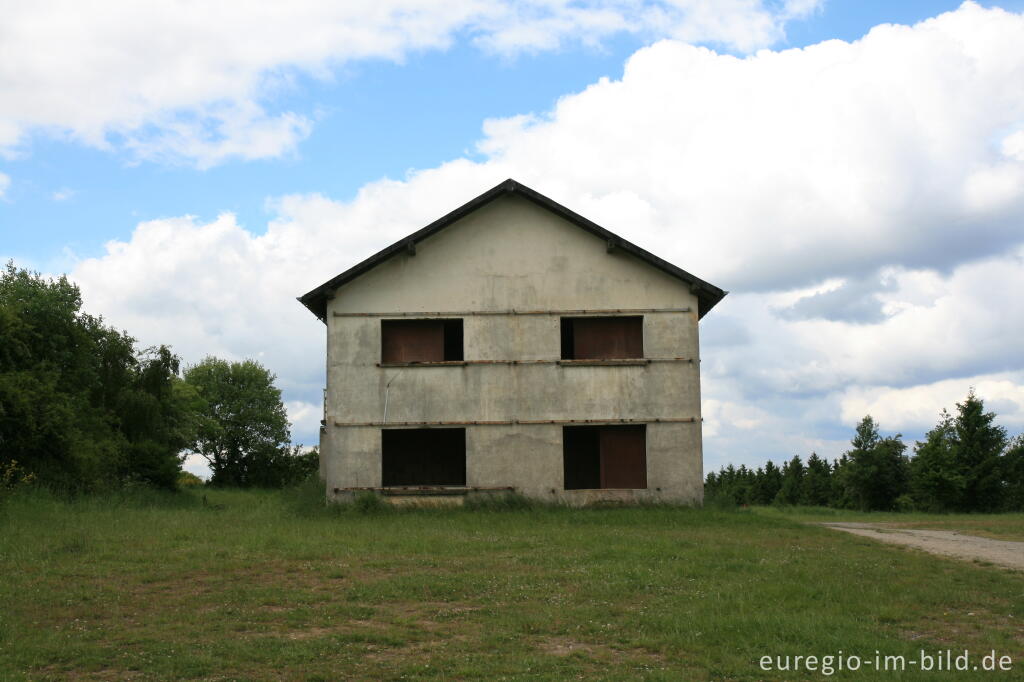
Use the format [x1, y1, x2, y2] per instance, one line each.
[322, 194, 705, 503]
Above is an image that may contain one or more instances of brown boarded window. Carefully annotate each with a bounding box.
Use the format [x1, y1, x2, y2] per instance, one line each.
[560, 316, 643, 360]
[381, 319, 463, 363]
[382, 428, 466, 486]
[563, 425, 647, 489]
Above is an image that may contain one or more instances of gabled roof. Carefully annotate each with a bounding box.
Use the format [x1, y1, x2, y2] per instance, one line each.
[298, 179, 727, 322]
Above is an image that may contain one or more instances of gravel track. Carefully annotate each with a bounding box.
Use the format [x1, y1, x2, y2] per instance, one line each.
[820, 522, 1024, 571]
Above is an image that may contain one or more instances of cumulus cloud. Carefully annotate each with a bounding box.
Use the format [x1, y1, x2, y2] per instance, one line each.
[63, 4, 1024, 466]
[0, 0, 817, 167]
[0, 172, 9, 199]
[840, 374, 1024, 434]
[478, 3, 1024, 291]
[740, 251, 1024, 399]
[285, 401, 325, 440]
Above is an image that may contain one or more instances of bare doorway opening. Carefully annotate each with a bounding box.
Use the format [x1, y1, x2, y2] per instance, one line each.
[563, 424, 647, 489]
[381, 319, 463, 363]
[560, 316, 643, 360]
[382, 428, 466, 486]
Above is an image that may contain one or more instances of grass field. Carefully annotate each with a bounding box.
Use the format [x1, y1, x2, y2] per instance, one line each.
[1, 487, 1022, 680]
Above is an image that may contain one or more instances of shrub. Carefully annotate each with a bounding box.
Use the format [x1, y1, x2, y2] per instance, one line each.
[177, 471, 205, 487]
[2, 459, 36, 490]
[703, 489, 739, 510]
[281, 476, 335, 518]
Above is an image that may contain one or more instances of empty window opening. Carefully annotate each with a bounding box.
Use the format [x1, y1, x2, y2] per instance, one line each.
[381, 319, 463, 363]
[560, 316, 643, 360]
[382, 428, 466, 486]
[563, 425, 647, 489]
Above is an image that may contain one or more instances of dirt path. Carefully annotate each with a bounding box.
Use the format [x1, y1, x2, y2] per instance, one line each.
[820, 522, 1024, 571]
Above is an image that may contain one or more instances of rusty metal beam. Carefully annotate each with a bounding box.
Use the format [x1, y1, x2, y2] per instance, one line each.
[333, 417, 699, 427]
[334, 485, 515, 496]
[375, 357, 696, 367]
[334, 307, 691, 318]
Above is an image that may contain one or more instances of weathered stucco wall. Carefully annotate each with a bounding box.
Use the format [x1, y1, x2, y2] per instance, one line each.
[321, 194, 705, 504]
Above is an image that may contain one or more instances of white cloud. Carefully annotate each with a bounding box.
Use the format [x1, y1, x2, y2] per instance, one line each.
[705, 250, 1024, 402]
[840, 374, 1024, 434]
[51, 188, 75, 202]
[473, 0, 821, 55]
[0, 0, 817, 168]
[285, 400, 324, 440]
[1004, 130, 1024, 162]
[62, 4, 1024, 463]
[476, 2, 1024, 291]
[0, 172, 9, 199]
[181, 453, 211, 480]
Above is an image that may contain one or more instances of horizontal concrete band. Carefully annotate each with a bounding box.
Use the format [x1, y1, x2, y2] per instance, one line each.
[333, 307, 691, 318]
[332, 417, 699, 427]
[377, 357, 696, 367]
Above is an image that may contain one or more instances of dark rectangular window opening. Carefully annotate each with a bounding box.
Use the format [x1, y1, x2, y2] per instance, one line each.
[563, 424, 647, 490]
[382, 428, 466, 486]
[381, 319, 463, 362]
[560, 316, 643, 360]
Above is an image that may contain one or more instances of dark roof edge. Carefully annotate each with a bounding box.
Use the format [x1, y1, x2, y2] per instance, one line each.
[298, 179, 727, 322]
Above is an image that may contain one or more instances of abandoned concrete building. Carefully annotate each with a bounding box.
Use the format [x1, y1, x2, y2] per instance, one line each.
[298, 179, 726, 504]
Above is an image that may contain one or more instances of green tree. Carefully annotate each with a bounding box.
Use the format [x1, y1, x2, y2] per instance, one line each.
[775, 456, 805, 505]
[1, 264, 98, 487]
[842, 416, 909, 511]
[801, 453, 832, 506]
[0, 263, 189, 490]
[183, 357, 292, 487]
[952, 390, 1006, 512]
[907, 391, 1010, 512]
[115, 346, 199, 488]
[910, 410, 964, 512]
[757, 460, 784, 505]
[1003, 435, 1024, 512]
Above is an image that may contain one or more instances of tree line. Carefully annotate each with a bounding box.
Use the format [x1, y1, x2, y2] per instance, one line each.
[0, 263, 316, 492]
[706, 392, 1024, 512]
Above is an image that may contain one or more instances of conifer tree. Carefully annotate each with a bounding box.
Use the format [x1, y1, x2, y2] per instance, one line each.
[775, 456, 805, 505]
[910, 410, 964, 512]
[802, 453, 832, 506]
[842, 416, 909, 510]
[952, 390, 1006, 511]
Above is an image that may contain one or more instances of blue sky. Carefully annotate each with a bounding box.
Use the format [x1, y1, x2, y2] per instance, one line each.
[4, 0, 998, 263]
[2, 1, 1023, 476]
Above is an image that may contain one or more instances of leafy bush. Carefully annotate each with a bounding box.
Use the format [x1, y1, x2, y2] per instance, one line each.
[2, 460, 36, 490]
[177, 471, 205, 487]
[702, 489, 740, 510]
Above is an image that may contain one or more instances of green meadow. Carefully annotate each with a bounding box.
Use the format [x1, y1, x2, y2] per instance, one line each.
[1, 487, 1022, 680]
